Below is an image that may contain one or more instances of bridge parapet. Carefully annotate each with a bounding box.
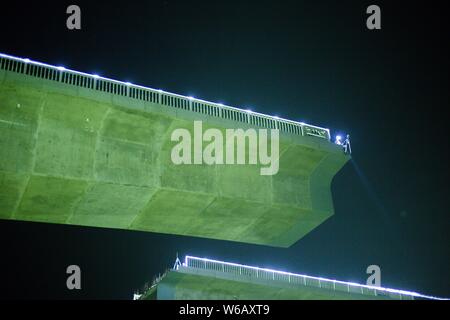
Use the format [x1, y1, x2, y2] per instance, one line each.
[179, 256, 447, 300]
[0, 53, 330, 140]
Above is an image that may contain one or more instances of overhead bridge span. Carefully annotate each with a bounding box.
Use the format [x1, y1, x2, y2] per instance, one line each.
[0, 53, 349, 247]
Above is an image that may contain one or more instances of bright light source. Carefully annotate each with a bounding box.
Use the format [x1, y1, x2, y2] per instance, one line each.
[274, 115, 279, 119]
[336, 135, 342, 140]
[125, 82, 132, 85]
[23, 58, 30, 63]
[56, 66, 65, 71]
[246, 109, 252, 113]
[92, 74, 99, 78]
[217, 102, 224, 106]
[188, 96, 194, 100]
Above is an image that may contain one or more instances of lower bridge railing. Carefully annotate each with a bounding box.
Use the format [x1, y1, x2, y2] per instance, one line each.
[181, 256, 447, 300]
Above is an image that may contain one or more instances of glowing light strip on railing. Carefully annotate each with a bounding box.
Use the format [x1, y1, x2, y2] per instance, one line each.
[183, 255, 448, 300]
[0, 52, 330, 138]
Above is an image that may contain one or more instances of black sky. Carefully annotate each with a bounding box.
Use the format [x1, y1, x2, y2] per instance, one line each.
[0, 0, 449, 299]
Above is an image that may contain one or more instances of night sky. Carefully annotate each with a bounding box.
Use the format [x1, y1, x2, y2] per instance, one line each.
[0, 0, 449, 299]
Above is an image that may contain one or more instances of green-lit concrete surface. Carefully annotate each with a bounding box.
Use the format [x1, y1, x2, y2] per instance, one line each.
[0, 57, 350, 247]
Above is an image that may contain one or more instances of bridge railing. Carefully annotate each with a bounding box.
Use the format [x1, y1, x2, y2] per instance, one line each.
[0, 53, 330, 140]
[182, 256, 438, 300]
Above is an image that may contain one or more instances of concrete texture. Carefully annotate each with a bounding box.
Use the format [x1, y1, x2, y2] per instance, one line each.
[0, 69, 350, 247]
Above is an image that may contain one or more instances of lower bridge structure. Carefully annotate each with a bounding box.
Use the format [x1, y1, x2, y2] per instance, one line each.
[139, 256, 446, 300]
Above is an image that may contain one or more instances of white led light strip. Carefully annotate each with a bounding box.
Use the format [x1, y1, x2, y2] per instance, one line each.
[184, 255, 448, 300]
[0, 52, 331, 140]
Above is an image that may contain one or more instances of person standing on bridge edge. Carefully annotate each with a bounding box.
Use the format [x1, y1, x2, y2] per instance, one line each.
[342, 134, 351, 154]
